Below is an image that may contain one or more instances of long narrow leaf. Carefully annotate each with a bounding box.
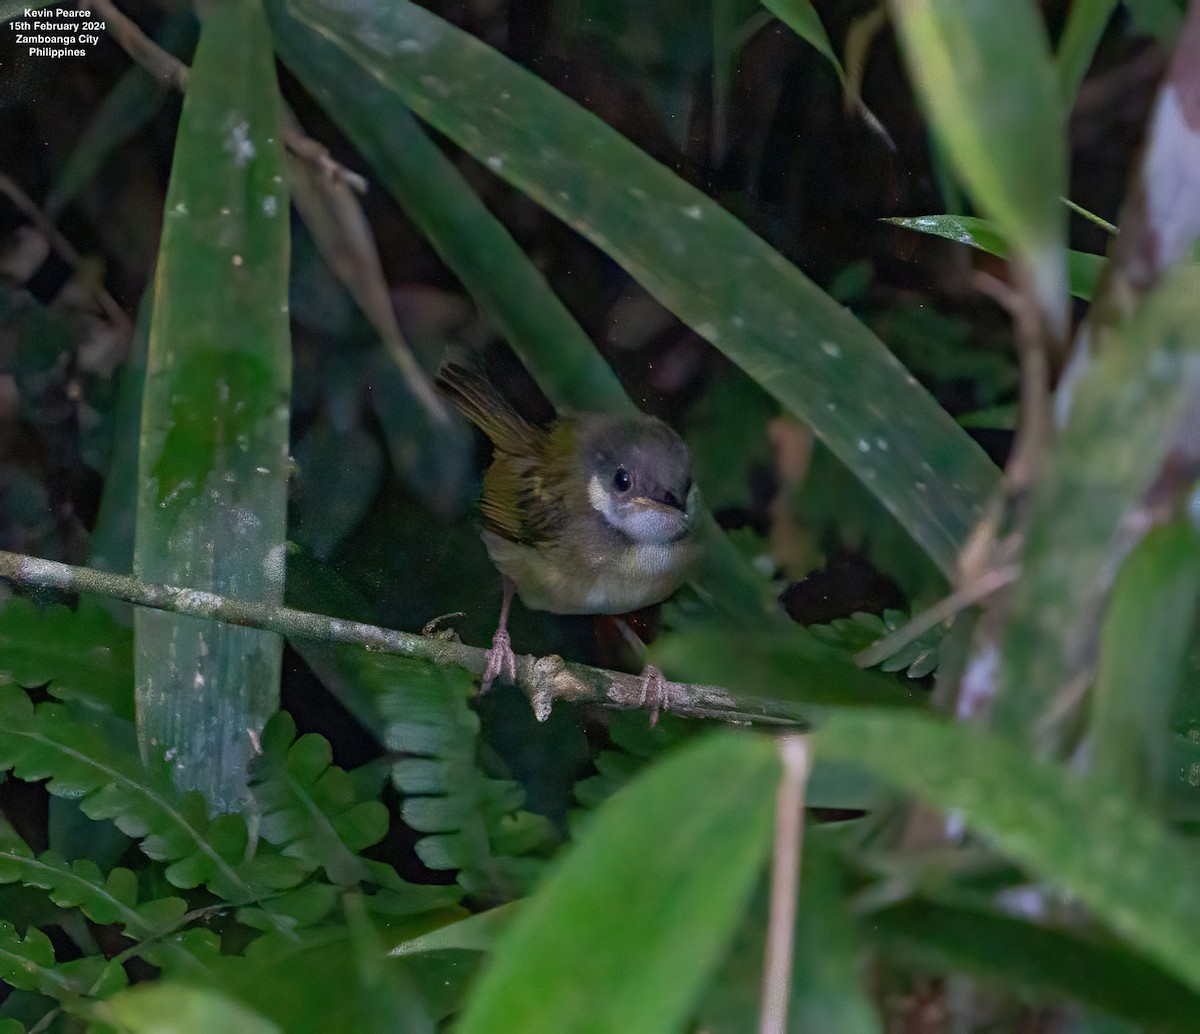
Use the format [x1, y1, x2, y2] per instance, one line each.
[133, 0, 291, 810]
[817, 709, 1200, 993]
[887, 215, 1105, 301]
[456, 732, 779, 1034]
[889, 0, 1067, 336]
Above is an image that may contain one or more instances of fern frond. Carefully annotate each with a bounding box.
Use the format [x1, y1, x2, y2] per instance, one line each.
[808, 608, 942, 678]
[0, 823, 186, 938]
[344, 650, 556, 902]
[249, 712, 389, 886]
[0, 921, 126, 1014]
[0, 686, 307, 904]
[0, 598, 133, 717]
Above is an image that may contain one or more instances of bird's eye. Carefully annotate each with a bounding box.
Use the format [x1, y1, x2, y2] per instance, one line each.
[613, 468, 632, 492]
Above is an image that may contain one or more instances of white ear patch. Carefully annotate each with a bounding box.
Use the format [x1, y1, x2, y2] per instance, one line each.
[587, 474, 613, 516]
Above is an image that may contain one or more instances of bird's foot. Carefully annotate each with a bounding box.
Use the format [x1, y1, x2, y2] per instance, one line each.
[637, 664, 671, 727]
[481, 628, 519, 694]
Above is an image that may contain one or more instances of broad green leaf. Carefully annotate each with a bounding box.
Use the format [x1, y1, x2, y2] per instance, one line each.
[104, 985, 281, 1034]
[0, 0, 49, 22]
[996, 265, 1200, 738]
[817, 709, 1200, 993]
[1127, 0, 1183, 45]
[872, 899, 1200, 1032]
[1057, 0, 1120, 105]
[456, 732, 779, 1034]
[889, 0, 1068, 336]
[270, 19, 627, 416]
[887, 214, 1105, 301]
[133, 0, 291, 810]
[1091, 522, 1200, 799]
[277, 0, 998, 580]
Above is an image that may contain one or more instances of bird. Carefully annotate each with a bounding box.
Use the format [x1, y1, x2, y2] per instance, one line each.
[435, 362, 701, 696]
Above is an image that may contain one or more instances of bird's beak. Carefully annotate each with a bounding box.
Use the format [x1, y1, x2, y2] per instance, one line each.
[634, 494, 687, 515]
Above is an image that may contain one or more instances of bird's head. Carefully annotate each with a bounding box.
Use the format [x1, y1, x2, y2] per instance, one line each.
[578, 414, 697, 545]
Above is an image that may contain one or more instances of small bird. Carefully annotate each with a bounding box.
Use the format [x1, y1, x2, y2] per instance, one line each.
[436, 363, 701, 694]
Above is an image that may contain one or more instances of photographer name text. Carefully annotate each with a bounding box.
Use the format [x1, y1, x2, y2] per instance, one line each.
[8, 8, 104, 58]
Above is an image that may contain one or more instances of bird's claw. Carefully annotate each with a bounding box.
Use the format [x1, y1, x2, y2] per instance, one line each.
[481, 628, 519, 694]
[638, 664, 670, 727]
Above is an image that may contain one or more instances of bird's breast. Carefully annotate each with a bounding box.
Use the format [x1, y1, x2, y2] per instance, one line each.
[481, 530, 697, 615]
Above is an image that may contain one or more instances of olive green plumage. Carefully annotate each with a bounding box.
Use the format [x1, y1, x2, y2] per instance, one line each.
[435, 363, 700, 615]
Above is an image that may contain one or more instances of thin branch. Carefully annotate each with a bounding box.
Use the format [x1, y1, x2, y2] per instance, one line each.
[0, 173, 131, 335]
[90, 0, 368, 194]
[0, 550, 810, 727]
[855, 563, 1019, 669]
[759, 734, 812, 1034]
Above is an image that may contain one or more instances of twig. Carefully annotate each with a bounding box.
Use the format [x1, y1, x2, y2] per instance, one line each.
[0, 550, 810, 727]
[759, 734, 812, 1034]
[0, 173, 131, 335]
[90, 0, 367, 194]
[1061, 196, 1118, 236]
[855, 563, 1019, 669]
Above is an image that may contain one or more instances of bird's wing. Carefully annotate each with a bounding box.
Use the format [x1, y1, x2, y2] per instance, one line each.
[480, 426, 574, 546]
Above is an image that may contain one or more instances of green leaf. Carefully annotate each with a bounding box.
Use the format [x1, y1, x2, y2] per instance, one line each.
[872, 899, 1200, 1032]
[886, 214, 1105, 301]
[292, 420, 384, 562]
[133, 0, 291, 810]
[700, 839, 881, 1034]
[270, 19, 628, 417]
[1091, 521, 1200, 799]
[275, 0, 998, 581]
[456, 732, 779, 1034]
[1057, 0, 1120, 105]
[889, 0, 1067, 334]
[347, 650, 555, 902]
[816, 709, 1200, 993]
[789, 840, 882, 1033]
[249, 711, 389, 886]
[104, 985, 281, 1034]
[0, 686, 307, 905]
[211, 927, 436, 1034]
[762, 0, 842, 74]
[996, 265, 1200, 738]
[650, 625, 923, 708]
[0, 0, 49, 22]
[47, 14, 196, 215]
[0, 599, 133, 718]
[0, 922, 124, 1009]
[0, 822, 186, 938]
[391, 902, 518, 957]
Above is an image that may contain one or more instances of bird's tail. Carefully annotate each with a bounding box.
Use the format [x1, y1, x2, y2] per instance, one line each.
[435, 362, 541, 454]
